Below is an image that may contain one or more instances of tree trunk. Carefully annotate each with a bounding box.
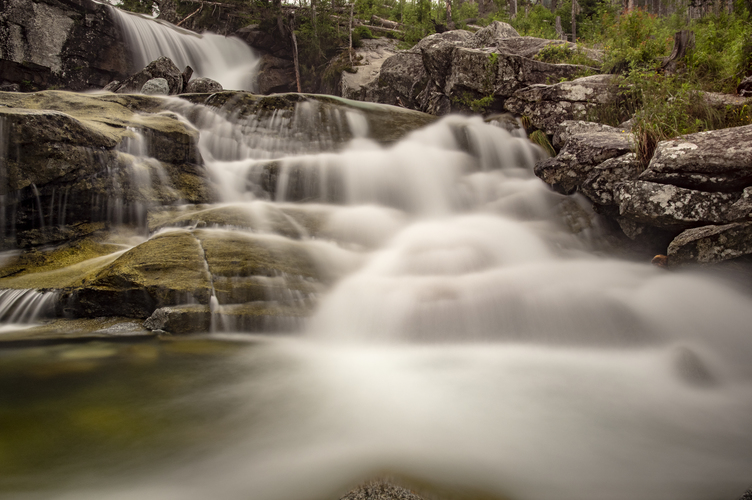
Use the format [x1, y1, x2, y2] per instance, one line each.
[571, 0, 577, 42]
[445, 0, 452, 27]
[349, 2, 354, 66]
[661, 30, 695, 74]
[512, 0, 517, 19]
[290, 14, 302, 93]
[555, 16, 565, 40]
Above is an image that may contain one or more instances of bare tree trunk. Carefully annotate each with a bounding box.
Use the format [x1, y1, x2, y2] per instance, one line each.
[511, 0, 517, 18]
[349, 2, 354, 66]
[445, 0, 452, 27]
[571, 0, 577, 42]
[290, 14, 302, 93]
[555, 16, 565, 40]
[661, 30, 695, 74]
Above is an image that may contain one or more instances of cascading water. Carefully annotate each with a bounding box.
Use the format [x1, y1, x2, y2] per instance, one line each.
[2, 96, 752, 500]
[110, 7, 259, 91]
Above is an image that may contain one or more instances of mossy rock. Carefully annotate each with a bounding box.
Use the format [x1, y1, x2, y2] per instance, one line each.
[69, 229, 212, 318]
[0, 317, 153, 343]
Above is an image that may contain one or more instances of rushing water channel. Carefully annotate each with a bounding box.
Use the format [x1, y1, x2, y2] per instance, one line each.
[1, 9, 752, 500]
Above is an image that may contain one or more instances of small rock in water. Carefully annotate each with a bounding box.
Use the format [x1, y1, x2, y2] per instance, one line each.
[0, 82, 20, 92]
[184, 77, 223, 93]
[339, 479, 426, 500]
[141, 78, 170, 95]
[103, 80, 120, 92]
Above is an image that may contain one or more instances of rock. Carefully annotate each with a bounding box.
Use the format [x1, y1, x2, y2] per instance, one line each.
[141, 77, 170, 95]
[69, 230, 214, 318]
[552, 119, 622, 148]
[737, 75, 752, 97]
[143, 302, 309, 334]
[638, 125, 752, 192]
[726, 186, 752, 220]
[0, 82, 20, 92]
[0, 90, 212, 248]
[505, 75, 617, 135]
[580, 153, 642, 207]
[0, 0, 129, 91]
[340, 38, 401, 101]
[350, 51, 428, 108]
[534, 125, 633, 194]
[470, 21, 520, 47]
[667, 221, 752, 266]
[113, 56, 184, 95]
[256, 54, 296, 94]
[67, 226, 326, 320]
[184, 77, 223, 93]
[339, 479, 427, 500]
[103, 80, 120, 92]
[614, 180, 741, 230]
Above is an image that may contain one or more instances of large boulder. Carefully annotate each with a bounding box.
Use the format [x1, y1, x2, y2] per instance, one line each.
[667, 222, 752, 266]
[504, 75, 617, 135]
[580, 153, 642, 208]
[638, 125, 752, 192]
[614, 180, 741, 230]
[0, 0, 129, 91]
[344, 28, 594, 116]
[534, 123, 633, 194]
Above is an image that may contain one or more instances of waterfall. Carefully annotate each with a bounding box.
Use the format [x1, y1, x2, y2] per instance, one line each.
[110, 7, 259, 91]
[0, 289, 58, 326]
[2, 96, 752, 500]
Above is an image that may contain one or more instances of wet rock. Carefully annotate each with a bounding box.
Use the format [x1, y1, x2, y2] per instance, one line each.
[69, 230, 213, 318]
[141, 78, 170, 95]
[0, 317, 153, 343]
[184, 77, 223, 94]
[144, 302, 310, 334]
[667, 221, 752, 266]
[580, 153, 642, 207]
[505, 75, 616, 135]
[112, 56, 184, 95]
[614, 180, 741, 230]
[339, 479, 427, 500]
[143, 304, 211, 334]
[0, 90, 212, 248]
[341, 39, 408, 105]
[534, 125, 633, 194]
[638, 125, 752, 192]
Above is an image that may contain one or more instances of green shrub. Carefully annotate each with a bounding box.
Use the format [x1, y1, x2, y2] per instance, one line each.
[534, 42, 601, 67]
[601, 9, 672, 73]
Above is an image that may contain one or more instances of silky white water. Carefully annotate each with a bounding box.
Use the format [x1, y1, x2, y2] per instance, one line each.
[4, 99, 752, 500]
[110, 7, 259, 91]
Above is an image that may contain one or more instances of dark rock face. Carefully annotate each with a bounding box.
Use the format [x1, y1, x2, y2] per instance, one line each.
[0, 91, 211, 248]
[256, 54, 296, 94]
[738, 75, 752, 97]
[0, 0, 130, 91]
